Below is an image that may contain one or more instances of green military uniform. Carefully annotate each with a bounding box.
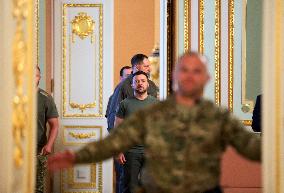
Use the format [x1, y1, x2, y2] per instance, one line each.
[75, 96, 261, 193]
[36, 88, 59, 193]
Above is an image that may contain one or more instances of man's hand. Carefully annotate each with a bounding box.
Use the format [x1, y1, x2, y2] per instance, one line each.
[116, 153, 126, 165]
[48, 150, 75, 171]
[40, 144, 52, 155]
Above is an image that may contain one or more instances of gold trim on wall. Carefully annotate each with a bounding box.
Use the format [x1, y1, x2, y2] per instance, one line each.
[184, 0, 191, 51]
[61, 125, 103, 192]
[61, 163, 103, 193]
[71, 12, 95, 43]
[228, 0, 234, 112]
[198, 0, 204, 54]
[62, 4, 103, 117]
[36, 0, 39, 68]
[214, 0, 221, 106]
[68, 131, 96, 139]
[241, 0, 254, 113]
[12, 0, 30, 169]
[62, 125, 102, 145]
[67, 164, 97, 189]
[274, 0, 283, 191]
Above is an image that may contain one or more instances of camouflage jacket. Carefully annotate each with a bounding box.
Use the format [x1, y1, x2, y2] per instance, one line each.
[75, 96, 261, 193]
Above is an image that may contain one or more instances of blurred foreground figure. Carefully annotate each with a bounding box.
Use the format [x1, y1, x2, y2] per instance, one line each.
[48, 52, 261, 193]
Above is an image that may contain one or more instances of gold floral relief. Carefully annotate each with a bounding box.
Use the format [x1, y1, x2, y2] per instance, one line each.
[62, 4, 103, 117]
[71, 12, 95, 43]
[12, 0, 29, 168]
[68, 131, 96, 139]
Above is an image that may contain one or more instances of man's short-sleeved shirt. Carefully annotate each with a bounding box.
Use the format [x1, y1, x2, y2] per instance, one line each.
[37, 88, 59, 149]
[116, 95, 158, 153]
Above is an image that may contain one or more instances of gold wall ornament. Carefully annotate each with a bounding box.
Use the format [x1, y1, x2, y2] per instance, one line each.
[71, 12, 95, 43]
[63, 4, 104, 117]
[68, 131, 96, 139]
[67, 164, 97, 188]
[12, 0, 29, 168]
[241, 103, 252, 113]
[69, 102, 96, 112]
[148, 46, 160, 87]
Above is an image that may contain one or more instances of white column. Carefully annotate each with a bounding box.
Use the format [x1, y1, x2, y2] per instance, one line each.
[262, 0, 284, 192]
[0, 0, 13, 192]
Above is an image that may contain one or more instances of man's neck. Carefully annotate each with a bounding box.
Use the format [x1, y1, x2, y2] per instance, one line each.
[175, 93, 201, 107]
[134, 92, 148, 100]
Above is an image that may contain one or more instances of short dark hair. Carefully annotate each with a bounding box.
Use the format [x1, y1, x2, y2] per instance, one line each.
[119, 66, 131, 77]
[132, 71, 149, 80]
[130, 54, 148, 68]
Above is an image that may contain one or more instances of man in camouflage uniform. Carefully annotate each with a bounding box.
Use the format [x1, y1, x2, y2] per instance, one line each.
[48, 52, 261, 193]
[36, 66, 59, 193]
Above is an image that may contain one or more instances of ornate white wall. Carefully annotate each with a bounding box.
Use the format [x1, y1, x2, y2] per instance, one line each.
[53, 1, 114, 192]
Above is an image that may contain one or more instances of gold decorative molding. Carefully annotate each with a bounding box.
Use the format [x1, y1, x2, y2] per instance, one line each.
[198, 0, 204, 54]
[12, 0, 29, 168]
[69, 131, 96, 139]
[228, 0, 234, 112]
[61, 126, 103, 192]
[62, 4, 103, 117]
[148, 46, 160, 87]
[274, 0, 283, 191]
[63, 125, 102, 145]
[214, 0, 221, 106]
[184, 0, 191, 51]
[71, 12, 95, 43]
[67, 164, 97, 189]
[241, 0, 254, 113]
[242, 120, 252, 126]
[69, 102, 96, 113]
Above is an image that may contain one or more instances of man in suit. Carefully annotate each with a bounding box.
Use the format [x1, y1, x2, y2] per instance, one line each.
[252, 94, 262, 132]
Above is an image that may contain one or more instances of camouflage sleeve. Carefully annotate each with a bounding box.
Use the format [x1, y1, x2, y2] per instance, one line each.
[75, 110, 146, 164]
[221, 110, 261, 161]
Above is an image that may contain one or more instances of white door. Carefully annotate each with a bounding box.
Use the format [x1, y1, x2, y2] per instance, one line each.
[53, 1, 113, 192]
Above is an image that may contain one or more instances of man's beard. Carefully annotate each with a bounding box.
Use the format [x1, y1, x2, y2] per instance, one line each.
[135, 88, 147, 95]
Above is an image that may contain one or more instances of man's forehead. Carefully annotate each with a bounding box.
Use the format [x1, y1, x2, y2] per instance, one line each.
[179, 55, 207, 68]
[133, 74, 148, 80]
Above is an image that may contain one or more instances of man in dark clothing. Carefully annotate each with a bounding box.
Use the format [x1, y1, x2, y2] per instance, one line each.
[115, 71, 158, 193]
[106, 66, 132, 132]
[117, 54, 159, 103]
[252, 94, 262, 132]
[105, 65, 132, 193]
[36, 66, 59, 193]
